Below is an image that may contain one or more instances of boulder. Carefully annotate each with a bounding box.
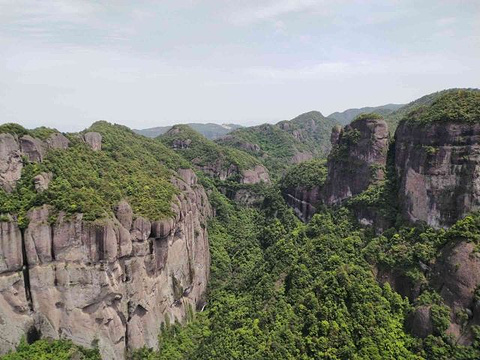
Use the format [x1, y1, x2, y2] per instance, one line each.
[83, 132, 102, 151]
[407, 306, 433, 338]
[114, 200, 133, 230]
[19, 135, 46, 162]
[46, 133, 69, 150]
[241, 165, 270, 184]
[33, 172, 52, 193]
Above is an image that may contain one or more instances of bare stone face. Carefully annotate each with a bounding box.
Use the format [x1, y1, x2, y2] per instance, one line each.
[0, 168, 212, 359]
[83, 132, 102, 151]
[395, 121, 480, 228]
[322, 116, 389, 206]
[0, 133, 23, 192]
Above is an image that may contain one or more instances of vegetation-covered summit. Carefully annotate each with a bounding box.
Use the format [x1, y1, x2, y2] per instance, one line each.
[328, 104, 403, 125]
[384, 88, 480, 130]
[0, 121, 188, 224]
[158, 124, 260, 174]
[402, 90, 480, 125]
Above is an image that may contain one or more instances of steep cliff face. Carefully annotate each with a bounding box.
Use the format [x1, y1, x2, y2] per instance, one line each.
[322, 115, 389, 205]
[279, 159, 327, 222]
[0, 124, 213, 359]
[284, 187, 320, 222]
[0, 168, 211, 359]
[395, 91, 480, 228]
[395, 122, 480, 228]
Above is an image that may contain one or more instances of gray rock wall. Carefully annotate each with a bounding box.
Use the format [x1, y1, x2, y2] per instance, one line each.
[395, 121, 480, 228]
[322, 116, 389, 205]
[0, 169, 212, 359]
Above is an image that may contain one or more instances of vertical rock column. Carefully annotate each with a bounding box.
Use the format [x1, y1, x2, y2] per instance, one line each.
[321, 115, 389, 205]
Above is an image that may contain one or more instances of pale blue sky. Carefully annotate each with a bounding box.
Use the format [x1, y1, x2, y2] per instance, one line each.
[0, 0, 479, 131]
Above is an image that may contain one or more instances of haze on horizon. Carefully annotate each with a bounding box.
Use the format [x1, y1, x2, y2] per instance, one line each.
[0, 0, 479, 132]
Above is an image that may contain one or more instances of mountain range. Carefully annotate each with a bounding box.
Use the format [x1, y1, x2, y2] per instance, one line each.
[2, 88, 480, 359]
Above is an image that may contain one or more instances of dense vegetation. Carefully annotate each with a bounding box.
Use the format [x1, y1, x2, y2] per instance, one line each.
[0, 121, 188, 226]
[0, 123, 58, 140]
[383, 88, 480, 130]
[158, 124, 259, 174]
[403, 90, 480, 125]
[328, 104, 403, 125]
[279, 158, 327, 190]
[1, 338, 100, 360]
[128, 187, 480, 359]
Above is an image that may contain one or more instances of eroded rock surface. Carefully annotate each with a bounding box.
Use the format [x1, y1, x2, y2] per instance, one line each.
[0, 168, 212, 359]
[240, 164, 270, 184]
[0, 134, 23, 192]
[431, 240, 480, 344]
[0, 132, 70, 192]
[322, 116, 389, 205]
[284, 187, 320, 222]
[395, 121, 480, 228]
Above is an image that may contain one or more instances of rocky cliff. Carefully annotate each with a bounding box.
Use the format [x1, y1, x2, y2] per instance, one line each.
[0, 126, 213, 359]
[0, 168, 211, 359]
[395, 119, 480, 228]
[321, 114, 389, 205]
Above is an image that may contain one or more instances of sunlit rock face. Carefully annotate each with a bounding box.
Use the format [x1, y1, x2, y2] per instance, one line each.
[0, 168, 212, 360]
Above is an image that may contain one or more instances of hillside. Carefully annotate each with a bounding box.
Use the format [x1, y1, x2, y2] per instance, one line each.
[134, 123, 243, 139]
[158, 124, 270, 184]
[216, 111, 339, 178]
[328, 103, 404, 125]
[384, 88, 480, 130]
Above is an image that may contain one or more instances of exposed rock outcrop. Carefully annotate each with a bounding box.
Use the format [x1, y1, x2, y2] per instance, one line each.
[0, 133, 22, 192]
[284, 187, 320, 222]
[290, 152, 313, 164]
[0, 132, 70, 192]
[83, 132, 102, 151]
[322, 116, 389, 205]
[0, 168, 212, 359]
[430, 240, 480, 344]
[240, 165, 270, 184]
[395, 121, 480, 228]
[407, 306, 433, 338]
[33, 172, 52, 193]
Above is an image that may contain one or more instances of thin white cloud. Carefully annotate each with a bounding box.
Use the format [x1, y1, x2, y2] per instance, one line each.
[244, 57, 472, 81]
[230, 0, 321, 25]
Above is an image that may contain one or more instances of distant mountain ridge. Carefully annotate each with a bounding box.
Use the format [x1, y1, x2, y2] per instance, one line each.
[216, 111, 339, 178]
[328, 103, 404, 125]
[134, 123, 243, 139]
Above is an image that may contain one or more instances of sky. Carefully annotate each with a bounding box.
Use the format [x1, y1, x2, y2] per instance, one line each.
[0, 0, 479, 132]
